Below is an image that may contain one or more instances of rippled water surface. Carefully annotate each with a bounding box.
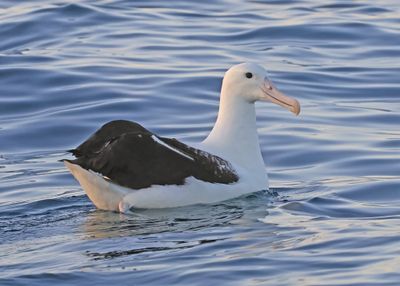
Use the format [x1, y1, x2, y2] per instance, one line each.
[1, 0, 400, 285]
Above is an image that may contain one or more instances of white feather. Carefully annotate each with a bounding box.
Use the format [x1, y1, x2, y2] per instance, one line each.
[65, 161, 267, 212]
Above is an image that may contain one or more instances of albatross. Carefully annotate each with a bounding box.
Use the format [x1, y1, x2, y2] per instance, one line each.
[64, 63, 300, 212]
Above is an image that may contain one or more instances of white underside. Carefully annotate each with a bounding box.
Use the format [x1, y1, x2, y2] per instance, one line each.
[64, 160, 268, 212]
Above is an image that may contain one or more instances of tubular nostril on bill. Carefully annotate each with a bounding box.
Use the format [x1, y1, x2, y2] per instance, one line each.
[264, 76, 273, 91]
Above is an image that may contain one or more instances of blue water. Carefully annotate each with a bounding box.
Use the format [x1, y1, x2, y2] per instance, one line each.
[1, 0, 400, 285]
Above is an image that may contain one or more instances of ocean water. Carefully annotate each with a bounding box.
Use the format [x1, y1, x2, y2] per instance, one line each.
[1, 0, 399, 285]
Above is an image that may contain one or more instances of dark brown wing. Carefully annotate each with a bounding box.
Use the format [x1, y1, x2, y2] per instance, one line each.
[65, 120, 238, 189]
[69, 120, 150, 157]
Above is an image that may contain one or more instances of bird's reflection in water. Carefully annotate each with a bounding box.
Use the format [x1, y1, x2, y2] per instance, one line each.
[81, 191, 273, 260]
[83, 190, 275, 236]
[82, 202, 246, 239]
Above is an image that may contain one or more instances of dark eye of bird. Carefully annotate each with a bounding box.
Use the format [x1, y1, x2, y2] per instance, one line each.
[245, 72, 253, 79]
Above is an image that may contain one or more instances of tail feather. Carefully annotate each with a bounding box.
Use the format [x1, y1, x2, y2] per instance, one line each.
[67, 149, 82, 157]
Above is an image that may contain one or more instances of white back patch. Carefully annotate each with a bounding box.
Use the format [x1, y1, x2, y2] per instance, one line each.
[151, 135, 194, 161]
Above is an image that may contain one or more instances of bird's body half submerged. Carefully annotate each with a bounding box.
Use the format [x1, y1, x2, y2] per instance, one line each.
[64, 63, 300, 212]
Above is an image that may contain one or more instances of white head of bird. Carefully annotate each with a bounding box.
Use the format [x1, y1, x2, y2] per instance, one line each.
[221, 62, 300, 115]
[203, 63, 301, 167]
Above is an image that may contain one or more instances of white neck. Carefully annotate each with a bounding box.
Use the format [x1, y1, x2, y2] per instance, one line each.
[202, 85, 265, 170]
